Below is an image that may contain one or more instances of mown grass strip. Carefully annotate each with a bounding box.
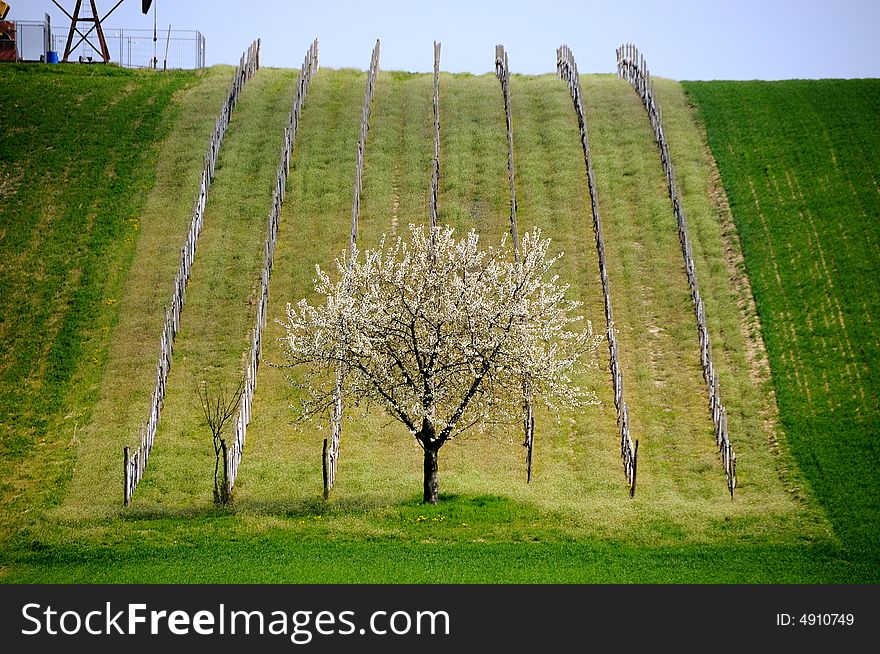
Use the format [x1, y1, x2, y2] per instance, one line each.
[3, 506, 869, 583]
[110, 69, 300, 510]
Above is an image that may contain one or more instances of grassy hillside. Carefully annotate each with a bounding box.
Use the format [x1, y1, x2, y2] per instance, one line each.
[3, 67, 869, 583]
[683, 80, 880, 560]
[0, 63, 213, 536]
[58, 69, 819, 545]
[59, 67, 300, 514]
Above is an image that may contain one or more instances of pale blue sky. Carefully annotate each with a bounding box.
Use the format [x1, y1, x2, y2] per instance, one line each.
[17, 0, 880, 79]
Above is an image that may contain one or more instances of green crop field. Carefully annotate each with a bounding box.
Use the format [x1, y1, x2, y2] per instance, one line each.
[0, 62, 875, 583]
[683, 80, 880, 563]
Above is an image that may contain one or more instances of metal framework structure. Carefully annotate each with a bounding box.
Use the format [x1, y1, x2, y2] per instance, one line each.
[50, 0, 125, 63]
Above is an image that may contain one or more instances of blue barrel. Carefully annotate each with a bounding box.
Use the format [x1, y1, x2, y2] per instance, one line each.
[47, 50, 59, 64]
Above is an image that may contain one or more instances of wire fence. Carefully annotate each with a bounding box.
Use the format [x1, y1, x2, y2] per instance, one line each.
[430, 41, 441, 232]
[617, 43, 736, 496]
[51, 27, 205, 69]
[123, 40, 261, 506]
[494, 44, 537, 483]
[7, 20, 51, 62]
[557, 44, 638, 496]
[223, 39, 320, 496]
[326, 39, 382, 498]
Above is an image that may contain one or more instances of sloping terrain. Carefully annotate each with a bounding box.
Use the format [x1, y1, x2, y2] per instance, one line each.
[59, 67, 300, 514]
[70, 69, 816, 547]
[3, 64, 874, 583]
[0, 62, 212, 538]
[683, 79, 880, 561]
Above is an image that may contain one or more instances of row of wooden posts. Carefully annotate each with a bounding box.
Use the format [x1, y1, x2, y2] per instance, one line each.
[123, 40, 736, 504]
[325, 39, 382, 499]
[123, 40, 261, 506]
[323, 43, 644, 497]
[430, 41, 441, 231]
[223, 39, 320, 497]
[617, 43, 736, 496]
[557, 44, 639, 496]
[495, 44, 537, 483]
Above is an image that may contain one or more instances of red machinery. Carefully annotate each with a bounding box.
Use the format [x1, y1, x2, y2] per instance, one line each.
[0, 20, 15, 62]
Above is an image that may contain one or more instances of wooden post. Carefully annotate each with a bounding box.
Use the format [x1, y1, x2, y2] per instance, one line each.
[123, 446, 131, 506]
[219, 438, 230, 505]
[523, 390, 535, 482]
[630, 439, 639, 498]
[730, 452, 737, 497]
[495, 44, 520, 261]
[322, 438, 330, 500]
[430, 41, 441, 233]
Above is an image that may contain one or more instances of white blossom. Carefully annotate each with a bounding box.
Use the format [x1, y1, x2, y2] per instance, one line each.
[280, 224, 602, 446]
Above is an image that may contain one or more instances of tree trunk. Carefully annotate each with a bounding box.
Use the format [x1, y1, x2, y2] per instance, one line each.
[423, 446, 439, 504]
[213, 439, 222, 505]
[217, 438, 232, 505]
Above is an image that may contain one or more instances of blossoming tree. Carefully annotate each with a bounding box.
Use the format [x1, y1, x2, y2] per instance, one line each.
[281, 224, 601, 504]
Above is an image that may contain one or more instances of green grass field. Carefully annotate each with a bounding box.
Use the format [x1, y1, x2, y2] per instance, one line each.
[0, 62, 211, 535]
[683, 80, 880, 562]
[1, 65, 874, 583]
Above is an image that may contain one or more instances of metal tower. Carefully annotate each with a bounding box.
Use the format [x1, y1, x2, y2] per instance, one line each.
[50, 0, 126, 63]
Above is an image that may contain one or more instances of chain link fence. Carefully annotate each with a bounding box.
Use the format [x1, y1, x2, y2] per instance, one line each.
[51, 26, 205, 69]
